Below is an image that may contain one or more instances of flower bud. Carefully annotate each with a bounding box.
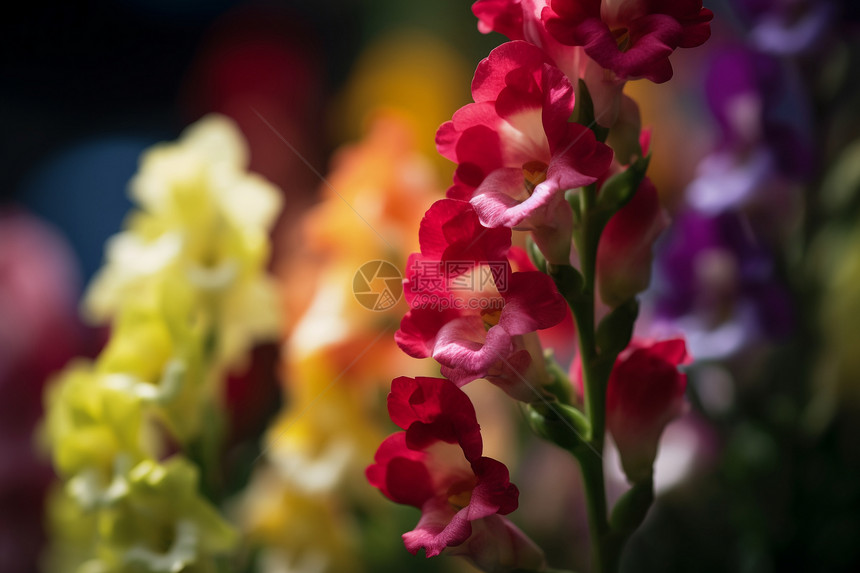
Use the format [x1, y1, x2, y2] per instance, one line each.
[597, 177, 669, 307]
[606, 338, 691, 483]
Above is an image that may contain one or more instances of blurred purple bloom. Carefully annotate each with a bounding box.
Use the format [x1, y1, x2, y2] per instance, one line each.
[652, 211, 793, 360]
[730, 0, 837, 55]
[687, 46, 812, 214]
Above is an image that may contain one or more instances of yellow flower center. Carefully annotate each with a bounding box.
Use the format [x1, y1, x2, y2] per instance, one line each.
[481, 308, 502, 329]
[448, 489, 473, 509]
[612, 28, 631, 52]
[522, 160, 548, 195]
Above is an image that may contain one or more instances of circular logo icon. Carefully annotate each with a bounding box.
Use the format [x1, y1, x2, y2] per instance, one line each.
[353, 260, 403, 311]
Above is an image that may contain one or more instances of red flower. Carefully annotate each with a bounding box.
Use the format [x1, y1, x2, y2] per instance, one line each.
[395, 201, 567, 400]
[471, 0, 634, 126]
[366, 376, 526, 559]
[543, 0, 713, 83]
[436, 40, 611, 261]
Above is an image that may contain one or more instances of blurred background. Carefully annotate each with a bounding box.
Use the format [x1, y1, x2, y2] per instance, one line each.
[3, 1, 860, 572]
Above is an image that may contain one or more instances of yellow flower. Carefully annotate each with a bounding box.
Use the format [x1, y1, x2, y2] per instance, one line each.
[85, 114, 283, 368]
[238, 467, 360, 573]
[46, 457, 237, 573]
[240, 111, 446, 572]
[43, 362, 148, 479]
[94, 289, 210, 444]
[331, 30, 471, 173]
[43, 113, 283, 571]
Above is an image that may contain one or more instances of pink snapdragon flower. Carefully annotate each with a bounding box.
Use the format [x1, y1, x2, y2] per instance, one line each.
[472, 0, 630, 125]
[436, 41, 612, 261]
[395, 200, 567, 401]
[543, 0, 713, 83]
[367, 376, 544, 568]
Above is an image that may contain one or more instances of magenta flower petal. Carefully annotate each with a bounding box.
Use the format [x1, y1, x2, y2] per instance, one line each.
[499, 271, 568, 335]
[473, 0, 528, 41]
[403, 456, 519, 557]
[470, 168, 548, 228]
[367, 378, 521, 559]
[545, 0, 712, 83]
[396, 307, 463, 359]
[388, 375, 484, 460]
[597, 176, 669, 306]
[434, 318, 513, 378]
[436, 40, 612, 231]
[367, 433, 434, 506]
[417, 199, 511, 264]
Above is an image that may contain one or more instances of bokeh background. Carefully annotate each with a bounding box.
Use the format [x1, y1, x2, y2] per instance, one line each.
[3, 1, 860, 572]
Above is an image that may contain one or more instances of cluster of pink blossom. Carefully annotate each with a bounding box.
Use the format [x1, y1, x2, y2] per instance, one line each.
[368, 1, 711, 571]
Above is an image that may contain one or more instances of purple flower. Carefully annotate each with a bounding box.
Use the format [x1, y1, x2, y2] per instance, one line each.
[651, 211, 793, 359]
[687, 46, 812, 214]
[730, 0, 838, 55]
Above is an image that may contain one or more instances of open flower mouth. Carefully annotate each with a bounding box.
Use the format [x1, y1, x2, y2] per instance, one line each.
[448, 485, 475, 510]
[481, 308, 503, 329]
[612, 27, 631, 52]
[522, 160, 549, 195]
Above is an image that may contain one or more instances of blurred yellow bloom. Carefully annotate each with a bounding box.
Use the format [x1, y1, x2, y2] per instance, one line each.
[43, 362, 148, 479]
[46, 457, 237, 573]
[239, 467, 360, 573]
[85, 114, 283, 368]
[44, 113, 283, 572]
[241, 111, 445, 572]
[331, 30, 472, 173]
[265, 352, 383, 492]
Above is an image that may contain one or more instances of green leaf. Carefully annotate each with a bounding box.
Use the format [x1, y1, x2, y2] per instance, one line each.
[571, 79, 609, 142]
[547, 263, 586, 308]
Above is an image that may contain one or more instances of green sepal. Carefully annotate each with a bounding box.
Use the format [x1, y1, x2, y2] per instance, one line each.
[526, 235, 548, 274]
[609, 476, 654, 537]
[547, 263, 586, 308]
[594, 153, 651, 219]
[565, 188, 583, 224]
[571, 79, 609, 142]
[543, 350, 574, 406]
[527, 401, 591, 451]
[595, 298, 639, 357]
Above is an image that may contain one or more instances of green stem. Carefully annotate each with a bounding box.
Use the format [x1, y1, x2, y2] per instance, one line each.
[580, 447, 613, 573]
[551, 181, 649, 572]
[573, 184, 615, 573]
